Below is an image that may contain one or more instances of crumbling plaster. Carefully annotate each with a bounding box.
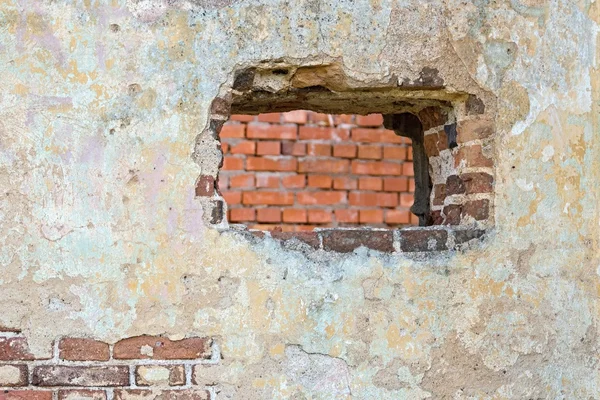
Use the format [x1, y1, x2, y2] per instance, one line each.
[0, 0, 599, 398]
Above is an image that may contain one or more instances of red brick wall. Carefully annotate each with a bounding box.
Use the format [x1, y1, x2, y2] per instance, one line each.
[219, 111, 418, 231]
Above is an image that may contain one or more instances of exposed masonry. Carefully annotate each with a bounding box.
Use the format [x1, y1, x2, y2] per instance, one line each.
[194, 64, 496, 253]
[0, 332, 219, 400]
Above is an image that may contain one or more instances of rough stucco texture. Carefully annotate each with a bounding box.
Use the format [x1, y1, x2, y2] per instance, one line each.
[0, 0, 599, 398]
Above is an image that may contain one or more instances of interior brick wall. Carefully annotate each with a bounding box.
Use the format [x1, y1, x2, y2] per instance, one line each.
[218, 110, 418, 231]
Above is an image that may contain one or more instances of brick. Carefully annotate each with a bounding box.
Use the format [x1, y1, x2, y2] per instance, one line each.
[445, 175, 466, 196]
[256, 141, 281, 155]
[335, 209, 359, 224]
[257, 113, 281, 123]
[332, 144, 357, 158]
[58, 390, 107, 400]
[209, 199, 224, 224]
[307, 175, 332, 188]
[0, 365, 27, 386]
[308, 112, 330, 125]
[282, 110, 308, 124]
[257, 208, 281, 223]
[135, 365, 185, 386]
[210, 97, 230, 116]
[334, 114, 354, 125]
[222, 191, 241, 205]
[222, 156, 244, 171]
[385, 209, 411, 224]
[281, 142, 306, 156]
[349, 192, 397, 208]
[383, 146, 407, 160]
[306, 143, 331, 157]
[229, 114, 254, 122]
[383, 177, 408, 192]
[351, 160, 403, 176]
[410, 214, 420, 225]
[454, 144, 493, 168]
[356, 114, 383, 127]
[409, 178, 416, 192]
[298, 159, 349, 174]
[282, 209, 307, 223]
[461, 172, 494, 194]
[282, 174, 306, 188]
[59, 338, 110, 361]
[255, 174, 279, 188]
[113, 389, 210, 400]
[358, 177, 382, 191]
[247, 124, 296, 140]
[359, 209, 384, 224]
[297, 192, 346, 206]
[308, 209, 332, 224]
[453, 229, 486, 246]
[113, 336, 211, 360]
[430, 210, 444, 225]
[402, 162, 414, 176]
[229, 174, 254, 188]
[229, 208, 255, 222]
[423, 130, 448, 157]
[32, 366, 129, 387]
[407, 147, 413, 160]
[220, 142, 229, 154]
[195, 175, 215, 197]
[457, 118, 494, 143]
[0, 391, 52, 400]
[418, 107, 446, 131]
[219, 124, 245, 138]
[333, 177, 357, 190]
[400, 192, 414, 207]
[400, 229, 448, 252]
[443, 204, 462, 225]
[242, 192, 294, 206]
[270, 231, 320, 248]
[299, 127, 349, 141]
[321, 230, 394, 253]
[229, 141, 255, 155]
[352, 128, 404, 144]
[432, 184, 446, 206]
[0, 337, 35, 361]
[246, 157, 297, 172]
[462, 199, 490, 221]
[358, 145, 382, 159]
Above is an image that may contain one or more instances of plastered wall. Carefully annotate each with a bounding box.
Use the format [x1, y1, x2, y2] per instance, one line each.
[0, 0, 599, 398]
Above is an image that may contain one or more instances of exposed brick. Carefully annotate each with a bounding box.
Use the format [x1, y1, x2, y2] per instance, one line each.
[229, 114, 254, 122]
[432, 184, 446, 206]
[242, 192, 294, 206]
[332, 144, 357, 158]
[400, 192, 414, 207]
[281, 175, 306, 188]
[333, 177, 357, 190]
[461, 172, 494, 194]
[423, 130, 448, 157]
[356, 114, 383, 127]
[383, 177, 408, 192]
[282, 110, 308, 124]
[418, 107, 446, 131]
[135, 365, 185, 386]
[220, 142, 229, 154]
[430, 210, 444, 225]
[246, 157, 297, 172]
[113, 336, 211, 360]
[298, 159, 349, 174]
[359, 209, 384, 224]
[321, 230, 394, 253]
[334, 114, 354, 125]
[299, 127, 349, 141]
[352, 128, 404, 144]
[247, 124, 296, 140]
[385, 209, 410, 224]
[59, 338, 110, 361]
[0, 337, 35, 361]
[257, 113, 281, 123]
[457, 118, 494, 143]
[257, 208, 281, 223]
[308, 209, 332, 224]
[400, 229, 448, 252]
[351, 160, 403, 176]
[454, 145, 493, 168]
[282, 209, 307, 223]
[307, 175, 332, 188]
[309, 112, 330, 125]
[229, 141, 256, 155]
[445, 175, 465, 196]
[0, 391, 52, 400]
[209, 200, 224, 224]
[222, 156, 244, 171]
[229, 174, 255, 188]
[219, 124, 245, 139]
[357, 144, 382, 159]
[195, 175, 215, 197]
[358, 177, 382, 191]
[443, 205, 462, 225]
[256, 141, 281, 155]
[222, 191, 241, 205]
[297, 192, 346, 205]
[229, 208, 255, 222]
[113, 389, 210, 400]
[383, 146, 407, 160]
[209, 97, 230, 116]
[281, 142, 306, 156]
[0, 365, 27, 386]
[32, 366, 129, 387]
[335, 209, 359, 224]
[349, 192, 397, 207]
[409, 178, 416, 192]
[58, 390, 107, 400]
[306, 143, 331, 157]
[270, 231, 320, 248]
[462, 199, 490, 221]
[402, 162, 414, 176]
[255, 174, 279, 188]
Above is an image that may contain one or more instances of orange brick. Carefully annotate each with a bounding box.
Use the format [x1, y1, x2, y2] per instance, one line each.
[282, 209, 307, 223]
[308, 209, 332, 224]
[402, 162, 414, 176]
[309, 112, 331, 125]
[222, 156, 244, 171]
[297, 192, 346, 205]
[230, 114, 254, 122]
[351, 160, 402, 175]
[400, 192, 414, 207]
[247, 123, 296, 140]
[230, 141, 256, 155]
[407, 147, 413, 160]
[282, 174, 306, 188]
[383, 146, 407, 160]
[358, 144, 382, 159]
[334, 114, 354, 125]
[308, 175, 332, 188]
[385, 209, 410, 224]
[220, 124, 245, 138]
[282, 110, 308, 124]
[454, 144, 493, 168]
[230, 208, 255, 222]
[282, 142, 306, 156]
[409, 178, 416, 192]
[299, 127, 349, 141]
[356, 114, 384, 127]
[457, 118, 494, 143]
[332, 144, 357, 158]
[358, 177, 382, 191]
[257, 113, 281, 123]
[242, 192, 294, 205]
[299, 159, 349, 174]
[246, 157, 297, 171]
[221, 142, 229, 154]
[349, 192, 397, 207]
[256, 141, 281, 155]
[222, 191, 241, 204]
[410, 214, 420, 225]
[335, 209, 359, 224]
[306, 143, 331, 156]
[229, 174, 254, 188]
[359, 209, 384, 224]
[255, 174, 279, 188]
[352, 128, 404, 144]
[333, 177, 357, 190]
[383, 177, 409, 192]
[257, 208, 281, 223]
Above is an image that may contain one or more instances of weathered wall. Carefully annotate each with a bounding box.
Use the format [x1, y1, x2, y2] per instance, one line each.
[0, 0, 598, 398]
